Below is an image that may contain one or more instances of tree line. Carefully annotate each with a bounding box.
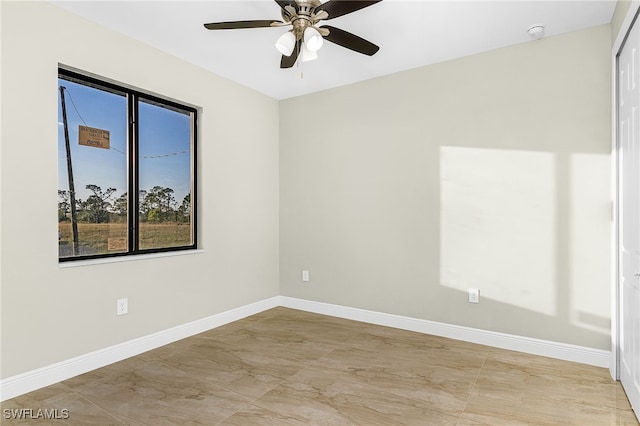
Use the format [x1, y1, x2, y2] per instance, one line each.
[58, 184, 191, 224]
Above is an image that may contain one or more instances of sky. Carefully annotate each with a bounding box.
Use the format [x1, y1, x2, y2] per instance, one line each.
[57, 78, 193, 209]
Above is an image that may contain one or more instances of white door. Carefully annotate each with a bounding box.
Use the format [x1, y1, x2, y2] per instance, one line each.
[618, 14, 640, 419]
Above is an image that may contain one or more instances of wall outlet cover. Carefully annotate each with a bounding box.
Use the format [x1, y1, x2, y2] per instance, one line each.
[117, 298, 128, 315]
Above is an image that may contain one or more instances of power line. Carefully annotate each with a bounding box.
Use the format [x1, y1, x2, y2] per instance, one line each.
[62, 86, 88, 127]
[61, 86, 189, 160]
[62, 86, 125, 156]
[110, 146, 126, 155]
[143, 149, 189, 159]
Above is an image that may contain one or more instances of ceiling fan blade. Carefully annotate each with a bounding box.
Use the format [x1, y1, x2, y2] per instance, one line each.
[320, 25, 379, 56]
[204, 20, 282, 30]
[280, 40, 301, 68]
[316, 1, 382, 20]
[275, 1, 298, 12]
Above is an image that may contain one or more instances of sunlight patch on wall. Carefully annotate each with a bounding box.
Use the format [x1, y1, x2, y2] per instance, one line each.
[440, 146, 556, 316]
[570, 153, 611, 334]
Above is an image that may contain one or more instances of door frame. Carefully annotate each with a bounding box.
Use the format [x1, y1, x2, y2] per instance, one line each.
[611, 0, 640, 381]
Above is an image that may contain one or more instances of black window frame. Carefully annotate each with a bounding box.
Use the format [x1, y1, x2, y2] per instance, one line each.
[58, 68, 198, 262]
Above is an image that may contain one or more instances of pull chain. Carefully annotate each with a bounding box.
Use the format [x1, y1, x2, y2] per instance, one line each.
[296, 46, 304, 79]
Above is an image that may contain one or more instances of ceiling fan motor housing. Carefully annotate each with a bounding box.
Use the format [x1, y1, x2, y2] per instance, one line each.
[284, 1, 322, 40]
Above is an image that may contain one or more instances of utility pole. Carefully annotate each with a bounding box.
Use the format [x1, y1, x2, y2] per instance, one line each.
[59, 86, 80, 255]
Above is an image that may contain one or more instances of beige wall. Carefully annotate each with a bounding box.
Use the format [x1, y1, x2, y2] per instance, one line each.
[280, 25, 612, 349]
[612, 0, 633, 41]
[0, 2, 280, 378]
[0, 0, 615, 381]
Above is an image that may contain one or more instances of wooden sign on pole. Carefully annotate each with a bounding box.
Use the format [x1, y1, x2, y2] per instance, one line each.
[79, 125, 110, 149]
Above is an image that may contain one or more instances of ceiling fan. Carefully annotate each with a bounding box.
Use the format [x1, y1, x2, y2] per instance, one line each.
[204, 0, 382, 68]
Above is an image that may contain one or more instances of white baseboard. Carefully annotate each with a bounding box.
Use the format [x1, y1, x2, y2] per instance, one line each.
[278, 296, 611, 369]
[1, 295, 610, 402]
[0, 297, 280, 402]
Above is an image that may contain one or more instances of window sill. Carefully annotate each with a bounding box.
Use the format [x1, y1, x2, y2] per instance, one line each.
[59, 249, 204, 268]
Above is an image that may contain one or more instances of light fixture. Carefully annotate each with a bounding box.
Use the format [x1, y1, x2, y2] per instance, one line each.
[301, 43, 318, 62]
[303, 27, 323, 52]
[527, 25, 545, 40]
[275, 24, 323, 63]
[275, 31, 296, 56]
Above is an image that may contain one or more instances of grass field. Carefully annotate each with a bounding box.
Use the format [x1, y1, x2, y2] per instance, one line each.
[59, 221, 192, 256]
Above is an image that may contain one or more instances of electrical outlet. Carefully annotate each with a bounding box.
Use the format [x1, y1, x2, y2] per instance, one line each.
[468, 288, 480, 304]
[302, 270, 309, 282]
[117, 298, 128, 315]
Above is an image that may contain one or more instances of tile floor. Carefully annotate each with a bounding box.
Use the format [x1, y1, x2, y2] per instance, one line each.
[1, 307, 638, 425]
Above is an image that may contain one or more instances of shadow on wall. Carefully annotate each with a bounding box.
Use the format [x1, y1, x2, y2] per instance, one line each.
[439, 146, 610, 336]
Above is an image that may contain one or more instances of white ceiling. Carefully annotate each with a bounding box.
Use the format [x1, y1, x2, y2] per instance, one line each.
[51, 0, 616, 100]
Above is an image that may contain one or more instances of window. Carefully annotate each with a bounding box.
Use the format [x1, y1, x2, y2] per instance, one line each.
[58, 69, 197, 261]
